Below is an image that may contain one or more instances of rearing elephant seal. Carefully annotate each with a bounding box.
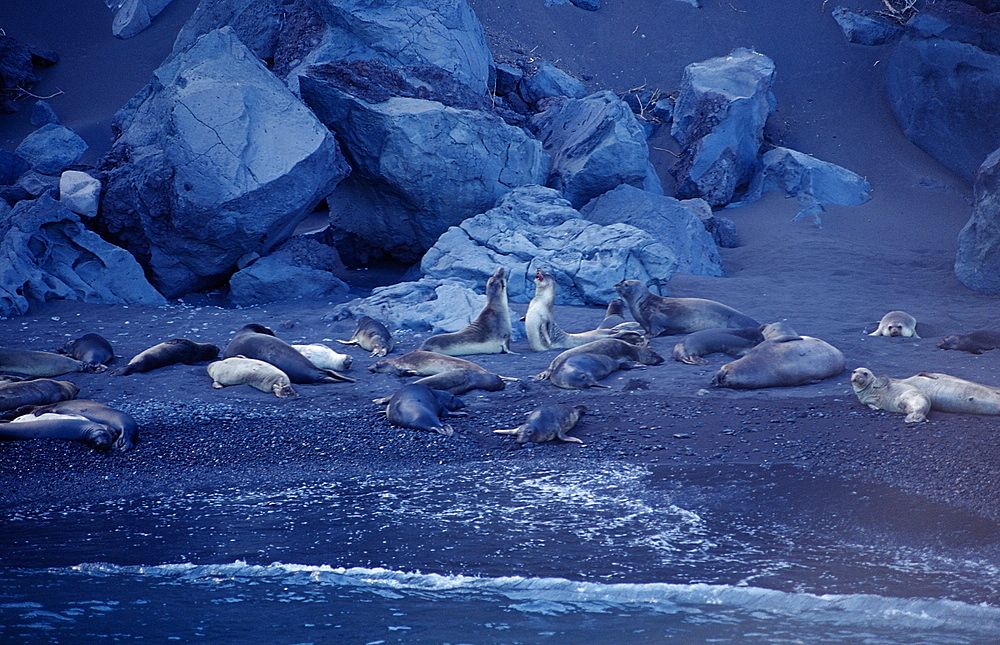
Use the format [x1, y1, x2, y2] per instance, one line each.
[672, 327, 765, 365]
[0, 379, 79, 412]
[337, 316, 394, 357]
[58, 333, 114, 372]
[207, 357, 298, 398]
[937, 331, 1000, 354]
[223, 324, 354, 383]
[897, 372, 1000, 416]
[536, 338, 665, 389]
[4, 399, 140, 450]
[382, 384, 466, 436]
[613, 280, 759, 336]
[710, 334, 845, 389]
[870, 311, 919, 338]
[494, 404, 587, 444]
[113, 338, 220, 376]
[0, 348, 87, 377]
[420, 267, 514, 356]
[850, 367, 932, 423]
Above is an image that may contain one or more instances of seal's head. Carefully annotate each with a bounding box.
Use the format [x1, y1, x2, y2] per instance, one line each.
[937, 335, 960, 350]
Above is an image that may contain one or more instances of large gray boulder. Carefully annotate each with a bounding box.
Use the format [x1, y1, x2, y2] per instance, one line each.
[325, 277, 486, 333]
[228, 237, 349, 306]
[0, 194, 165, 317]
[15, 124, 88, 175]
[956, 148, 1000, 293]
[528, 90, 655, 209]
[420, 185, 679, 305]
[579, 184, 723, 276]
[109, 0, 174, 39]
[98, 28, 349, 299]
[301, 68, 548, 263]
[831, 6, 905, 46]
[172, 0, 285, 59]
[519, 62, 587, 107]
[887, 6, 1000, 182]
[276, 0, 492, 95]
[670, 48, 776, 207]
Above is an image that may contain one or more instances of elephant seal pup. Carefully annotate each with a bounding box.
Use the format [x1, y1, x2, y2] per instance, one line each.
[223, 324, 354, 383]
[536, 338, 665, 389]
[870, 311, 920, 338]
[412, 368, 506, 395]
[1, 413, 115, 449]
[369, 350, 490, 377]
[207, 357, 297, 398]
[0, 348, 87, 378]
[113, 338, 220, 376]
[337, 316, 394, 357]
[710, 335, 845, 389]
[598, 298, 630, 329]
[850, 368, 932, 423]
[672, 327, 765, 365]
[4, 399, 140, 450]
[292, 344, 352, 371]
[58, 333, 114, 372]
[0, 379, 79, 412]
[897, 372, 1000, 416]
[382, 383, 466, 436]
[420, 266, 514, 356]
[937, 331, 1000, 354]
[494, 404, 587, 444]
[613, 280, 759, 336]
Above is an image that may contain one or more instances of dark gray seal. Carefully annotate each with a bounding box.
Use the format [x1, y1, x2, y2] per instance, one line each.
[223, 324, 354, 384]
[369, 350, 490, 377]
[0, 348, 87, 377]
[4, 399, 139, 451]
[672, 327, 765, 365]
[710, 334, 845, 389]
[383, 383, 466, 436]
[412, 368, 507, 395]
[337, 316, 394, 357]
[937, 331, 1000, 354]
[113, 338, 221, 376]
[613, 279, 759, 336]
[59, 333, 114, 372]
[0, 413, 115, 450]
[494, 404, 587, 444]
[0, 379, 79, 412]
[536, 338, 665, 389]
[598, 298, 629, 329]
[420, 266, 514, 356]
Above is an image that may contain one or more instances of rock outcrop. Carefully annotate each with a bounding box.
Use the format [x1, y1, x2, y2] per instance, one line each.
[109, 0, 175, 39]
[172, 0, 285, 59]
[956, 147, 1000, 293]
[228, 237, 349, 306]
[326, 277, 486, 333]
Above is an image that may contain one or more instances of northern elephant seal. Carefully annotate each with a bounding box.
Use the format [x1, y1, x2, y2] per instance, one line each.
[672, 327, 765, 365]
[598, 298, 629, 329]
[536, 338, 665, 389]
[58, 333, 114, 372]
[113, 339, 220, 376]
[0, 379, 79, 412]
[207, 357, 297, 398]
[710, 335, 845, 389]
[412, 368, 506, 395]
[0, 348, 87, 377]
[4, 399, 140, 450]
[223, 324, 353, 384]
[897, 372, 1000, 416]
[369, 350, 490, 377]
[613, 280, 759, 336]
[494, 404, 587, 444]
[337, 316, 394, 357]
[937, 331, 1000, 354]
[870, 311, 919, 338]
[382, 383, 466, 436]
[850, 367, 932, 423]
[1, 413, 115, 449]
[420, 266, 514, 356]
[292, 344, 352, 371]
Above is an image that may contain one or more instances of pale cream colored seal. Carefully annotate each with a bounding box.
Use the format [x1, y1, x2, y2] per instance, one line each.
[870, 311, 919, 338]
[207, 357, 297, 398]
[850, 367, 931, 423]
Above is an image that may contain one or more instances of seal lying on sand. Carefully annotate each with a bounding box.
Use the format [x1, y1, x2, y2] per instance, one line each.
[494, 404, 587, 444]
[420, 267, 514, 356]
[207, 357, 298, 398]
[292, 344, 352, 371]
[381, 383, 466, 436]
[897, 372, 1000, 416]
[850, 367, 932, 423]
[535, 338, 665, 389]
[59, 333, 114, 372]
[870, 311, 920, 338]
[613, 280, 759, 336]
[113, 338, 220, 375]
[224, 324, 353, 383]
[937, 331, 1000, 354]
[0, 378, 79, 412]
[672, 327, 765, 365]
[4, 399, 140, 450]
[1, 413, 115, 449]
[369, 350, 490, 377]
[337, 316, 394, 357]
[0, 348, 87, 377]
[710, 334, 845, 389]
[412, 368, 506, 395]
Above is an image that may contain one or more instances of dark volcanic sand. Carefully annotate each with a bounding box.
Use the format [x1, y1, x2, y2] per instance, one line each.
[1, 0, 999, 529]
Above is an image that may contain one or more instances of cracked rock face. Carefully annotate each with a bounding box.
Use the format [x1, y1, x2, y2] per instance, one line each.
[956, 148, 1000, 293]
[98, 27, 349, 298]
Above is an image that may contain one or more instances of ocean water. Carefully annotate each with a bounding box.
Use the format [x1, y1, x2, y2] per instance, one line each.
[2, 460, 999, 643]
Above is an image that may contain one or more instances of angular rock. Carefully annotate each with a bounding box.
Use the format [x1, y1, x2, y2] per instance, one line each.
[519, 62, 587, 107]
[528, 90, 653, 209]
[15, 124, 88, 175]
[109, 0, 175, 39]
[326, 277, 486, 333]
[30, 100, 59, 126]
[98, 28, 349, 298]
[59, 170, 102, 219]
[831, 6, 905, 46]
[228, 236, 350, 306]
[16, 170, 59, 198]
[956, 147, 1000, 293]
[0, 194, 165, 317]
[172, 0, 285, 59]
[579, 184, 722, 276]
[0, 150, 29, 185]
[420, 185, 679, 305]
[301, 69, 547, 262]
[670, 48, 776, 206]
